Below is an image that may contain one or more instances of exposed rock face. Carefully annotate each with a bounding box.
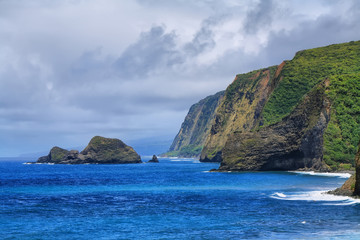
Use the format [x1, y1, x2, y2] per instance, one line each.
[35, 136, 141, 164]
[355, 143, 360, 195]
[148, 155, 159, 163]
[329, 141, 360, 197]
[200, 65, 280, 162]
[166, 91, 224, 158]
[328, 175, 355, 196]
[219, 80, 331, 171]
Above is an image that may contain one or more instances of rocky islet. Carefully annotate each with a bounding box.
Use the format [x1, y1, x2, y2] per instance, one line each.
[32, 136, 142, 164]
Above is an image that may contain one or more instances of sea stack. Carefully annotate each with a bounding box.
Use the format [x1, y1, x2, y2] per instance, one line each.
[354, 142, 360, 196]
[329, 141, 360, 197]
[33, 136, 142, 164]
[148, 155, 159, 163]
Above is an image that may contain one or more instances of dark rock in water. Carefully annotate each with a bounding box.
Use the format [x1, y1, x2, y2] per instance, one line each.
[330, 141, 360, 197]
[328, 175, 355, 196]
[33, 136, 142, 164]
[354, 142, 360, 196]
[148, 155, 159, 163]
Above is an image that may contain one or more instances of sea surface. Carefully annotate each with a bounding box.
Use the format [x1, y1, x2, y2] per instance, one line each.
[1, 158, 360, 239]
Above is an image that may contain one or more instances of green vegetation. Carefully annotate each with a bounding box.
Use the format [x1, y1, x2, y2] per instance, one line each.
[260, 41, 360, 170]
[166, 145, 203, 158]
[225, 66, 277, 105]
[323, 73, 360, 170]
[167, 91, 224, 158]
[49, 147, 69, 162]
[263, 41, 360, 125]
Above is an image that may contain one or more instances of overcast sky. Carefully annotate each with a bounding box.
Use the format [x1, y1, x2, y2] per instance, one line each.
[1, 0, 360, 156]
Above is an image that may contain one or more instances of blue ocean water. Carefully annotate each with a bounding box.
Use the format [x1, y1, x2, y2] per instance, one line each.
[1, 158, 360, 239]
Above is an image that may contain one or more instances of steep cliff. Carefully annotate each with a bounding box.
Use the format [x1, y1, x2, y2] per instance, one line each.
[34, 136, 141, 164]
[219, 80, 331, 171]
[200, 40, 360, 170]
[200, 65, 280, 162]
[166, 91, 224, 157]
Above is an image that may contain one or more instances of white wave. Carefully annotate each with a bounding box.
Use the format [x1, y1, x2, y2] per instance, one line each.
[289, 171, 351, 178]
[271, 190, 360, 205]
[273, 192, 287, 198]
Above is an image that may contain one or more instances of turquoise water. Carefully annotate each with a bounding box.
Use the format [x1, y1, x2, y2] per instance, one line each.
[1, 158, 360, 239]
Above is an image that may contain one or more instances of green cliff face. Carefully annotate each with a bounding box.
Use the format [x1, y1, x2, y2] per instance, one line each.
[220, 80, 331, 171]
[200, 65, 279, 162]
[217, 41, 360, 170]
[165, 91, 224, 158]
[191, 40, 360, 170]
[36, 136, 141, 164]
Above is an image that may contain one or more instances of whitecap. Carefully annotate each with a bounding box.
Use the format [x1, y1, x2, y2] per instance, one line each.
[270, 190, 360, 205]
[289, 171, 351, 178]
[273, 192, 287, 198]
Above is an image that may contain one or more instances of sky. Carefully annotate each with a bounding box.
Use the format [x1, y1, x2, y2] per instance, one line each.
[1, 0, 360, 156]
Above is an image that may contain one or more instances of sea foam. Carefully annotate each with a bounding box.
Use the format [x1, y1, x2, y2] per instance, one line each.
[289, 171, 351, 179]
[271, 190, 360, 205]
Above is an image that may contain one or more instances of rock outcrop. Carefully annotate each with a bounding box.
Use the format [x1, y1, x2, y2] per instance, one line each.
[148, 155, 159, 163]
[329, 141, 360, 197]
[34, 136, 142, 164]
[328, 175, 355, 196]
[165, 91, 224, 158]
[219, 80, 331, 171]
[37, 146, 70, 164]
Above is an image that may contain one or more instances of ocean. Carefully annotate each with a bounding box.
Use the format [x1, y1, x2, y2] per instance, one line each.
[1, 158, 360, 239]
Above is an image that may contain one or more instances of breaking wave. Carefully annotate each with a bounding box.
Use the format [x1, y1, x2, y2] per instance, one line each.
[289, 171, 351, 179]
[271, 191, 360, 206]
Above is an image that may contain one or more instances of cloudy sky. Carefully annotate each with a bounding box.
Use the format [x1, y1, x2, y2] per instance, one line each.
[1, 0, 360, 156]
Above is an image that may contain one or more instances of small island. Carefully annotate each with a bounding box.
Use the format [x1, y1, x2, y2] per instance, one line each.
[30, 136, 142, 164]
[147, 155, 159, 163]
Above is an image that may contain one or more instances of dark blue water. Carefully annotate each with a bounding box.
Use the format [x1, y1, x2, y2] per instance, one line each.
[1, 158, 360, 239]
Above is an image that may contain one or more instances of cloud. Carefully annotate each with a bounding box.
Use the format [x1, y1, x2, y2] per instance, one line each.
[114, 26, 183, 79]
[1, 0, 360, 156]
[244, 0, 275, 34]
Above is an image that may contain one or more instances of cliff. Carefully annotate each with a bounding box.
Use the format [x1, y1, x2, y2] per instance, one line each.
[200, 65, 280, 162]
[34, 136, 142, 164]
[165, 91, 224, 158]
[193, 40, 360, 171]
[219, 80, 331, 171]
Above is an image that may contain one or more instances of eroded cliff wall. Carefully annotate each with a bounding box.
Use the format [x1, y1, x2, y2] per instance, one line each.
[219, 80, 331, 171]
[166, 91, 224, 157]
[200, 65, 280, 162]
